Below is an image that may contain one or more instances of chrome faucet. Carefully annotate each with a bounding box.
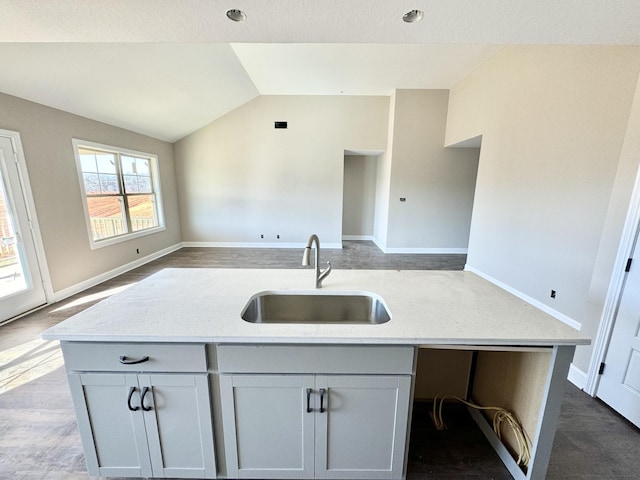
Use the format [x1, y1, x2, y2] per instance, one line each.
[302, 234, 331, 288]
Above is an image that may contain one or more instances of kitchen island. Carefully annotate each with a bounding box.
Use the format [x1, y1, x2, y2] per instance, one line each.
[43, 268, 589, 480]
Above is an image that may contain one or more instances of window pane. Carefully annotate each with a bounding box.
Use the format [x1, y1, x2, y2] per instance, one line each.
[123, 175, 139, 193]
[137, 175, 152, 193]
[136, 158, 150, 176]
[99, 174, 120, 194]
[96, 153, 117, 174]
[83, 173, 101, 194]
[127, 195, 158, 232]
[86, 197, 127, 240]
[79, 154, 97, 173]
[121, 156, 152, 194]
[121, 155, 136, 175]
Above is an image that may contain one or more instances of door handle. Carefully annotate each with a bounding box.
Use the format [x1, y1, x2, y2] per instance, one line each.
[119, 355, 149, 365]
[127, 386, 140, 411]
[319, 388, 326, 413]
[140, 386, 153, 411]
[306, 388, 313, 413]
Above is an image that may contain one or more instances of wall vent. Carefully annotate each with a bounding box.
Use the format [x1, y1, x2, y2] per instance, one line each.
[274, 121, 288, 129]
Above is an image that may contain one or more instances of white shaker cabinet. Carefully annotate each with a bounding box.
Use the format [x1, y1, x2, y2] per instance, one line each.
[314, 375, 411, 479]
[68, 373, 151, 477]
[218, 345, 415, 480]
[63, 343, 216, 479]
[220, 373, 411, 479]
[220, 374, 316, 479]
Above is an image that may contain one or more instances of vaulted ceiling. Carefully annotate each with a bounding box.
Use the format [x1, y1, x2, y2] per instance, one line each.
[1, 1, 639, 142]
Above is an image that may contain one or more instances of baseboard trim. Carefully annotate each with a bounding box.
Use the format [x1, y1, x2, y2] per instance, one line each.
[382, 247, 468, 254]
[360, 236, 466, 254]
[464, 265, 582, 331]
[52, 243, 183, 303]
[371, 236, 386, 251]
[568, 363, 588, 390]
[182, 241, 343, 249]
[342, 235, 375, 241]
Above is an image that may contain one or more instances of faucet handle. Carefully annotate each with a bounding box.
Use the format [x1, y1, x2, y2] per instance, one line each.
[319, 261, 332, 284]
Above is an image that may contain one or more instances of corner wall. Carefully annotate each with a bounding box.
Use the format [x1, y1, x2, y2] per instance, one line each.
[0, 93, 181, 293]
[385, 90, 479, 252]
[445, 46, 640, 371]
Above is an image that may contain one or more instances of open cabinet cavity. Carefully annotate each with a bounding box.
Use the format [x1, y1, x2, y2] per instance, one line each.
[414, 345, 574, 480]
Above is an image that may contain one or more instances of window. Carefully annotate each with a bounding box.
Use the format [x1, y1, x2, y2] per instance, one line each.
[73, 139, 164, 248]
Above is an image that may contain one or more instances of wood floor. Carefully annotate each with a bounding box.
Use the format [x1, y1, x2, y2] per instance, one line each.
[1, 242, 638, 479]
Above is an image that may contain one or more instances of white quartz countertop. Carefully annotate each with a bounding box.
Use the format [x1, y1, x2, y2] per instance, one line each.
[42, 268, 590, 346]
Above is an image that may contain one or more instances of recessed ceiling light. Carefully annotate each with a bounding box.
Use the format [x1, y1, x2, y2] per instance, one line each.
[402, 9, 424, 23]
[226, 9, 247, 22]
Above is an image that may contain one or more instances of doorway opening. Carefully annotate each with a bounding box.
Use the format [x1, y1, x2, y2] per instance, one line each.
[342, 151, 381, 242]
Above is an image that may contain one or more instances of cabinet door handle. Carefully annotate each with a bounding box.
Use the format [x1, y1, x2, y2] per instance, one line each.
[306, 388, 313, 413]
[127, 386, 140, 411]
[319, 388, 326, 413]
[119, 355, 149, 365]
[140, 386, 153, 411]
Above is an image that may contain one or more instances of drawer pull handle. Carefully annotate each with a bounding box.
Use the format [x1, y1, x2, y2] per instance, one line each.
[319, 388, 326, 413]
[140, 386, 153, 411]
[127, 386, 140, 411]
[119, 355, 149, 365]
[306, 388, 313, 413]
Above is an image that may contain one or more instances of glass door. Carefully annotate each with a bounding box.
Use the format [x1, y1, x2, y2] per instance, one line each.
[0, 134, 47, 323]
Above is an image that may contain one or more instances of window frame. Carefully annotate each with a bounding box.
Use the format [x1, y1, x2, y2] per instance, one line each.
[72, 139, 165, 250]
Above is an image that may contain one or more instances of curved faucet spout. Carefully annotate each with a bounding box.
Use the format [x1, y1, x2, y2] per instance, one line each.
[302, 234, 331, 288]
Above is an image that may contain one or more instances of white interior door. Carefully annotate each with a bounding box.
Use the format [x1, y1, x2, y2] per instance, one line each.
[0, 133, 47, 322]
[597, 234, 640, 427]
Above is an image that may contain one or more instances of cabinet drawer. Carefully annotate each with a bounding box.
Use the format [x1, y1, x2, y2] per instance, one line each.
[217, 344, 415, 374]
[61, 342, 207, 372]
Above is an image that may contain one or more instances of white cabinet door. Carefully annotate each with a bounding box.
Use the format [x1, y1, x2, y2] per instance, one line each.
[140, 373, 216, 478]
[314, 375, 411, 480]
[220, 374, 316, 479]
[220, 374, 411, 480]
[68, 373, 152, 477]
[69, 372, 216, 479]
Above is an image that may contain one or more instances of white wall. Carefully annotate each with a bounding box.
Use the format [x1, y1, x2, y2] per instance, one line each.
[383, 90, 479, 252]
[445, 46, 640, 371]
[342, 155, 377, 237]
[174, 95, 389, 247]
[0, 93, 181, 293]
[373, 92, 396, 250]
[175, 91, 479, 252]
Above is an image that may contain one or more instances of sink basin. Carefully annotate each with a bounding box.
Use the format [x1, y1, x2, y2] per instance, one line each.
[241, 291, 391, 324]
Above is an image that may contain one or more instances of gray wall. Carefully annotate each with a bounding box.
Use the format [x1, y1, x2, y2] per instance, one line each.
[0, 93, 181, 293]
[174, 95, 390, 246]
[175, 92, 479, 252]
[342, 155, 377, 237]
[373, 92, 396, 249]
[383, 90, 479, 251]
[445, 46, 640, 371]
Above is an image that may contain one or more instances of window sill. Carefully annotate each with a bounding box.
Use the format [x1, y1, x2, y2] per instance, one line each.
[89, 226, 166, 250]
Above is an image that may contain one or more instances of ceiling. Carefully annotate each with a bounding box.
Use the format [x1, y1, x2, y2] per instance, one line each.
[1, 1, 639, 142]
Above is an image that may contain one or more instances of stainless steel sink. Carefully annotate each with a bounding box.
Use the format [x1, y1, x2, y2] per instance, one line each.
[241, 291, 391, 324]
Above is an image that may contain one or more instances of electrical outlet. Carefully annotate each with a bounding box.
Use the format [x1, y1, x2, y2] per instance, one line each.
[550, 290, 556, 298]
[260, 234, 264, 239]
[276, 234, 280, 239]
